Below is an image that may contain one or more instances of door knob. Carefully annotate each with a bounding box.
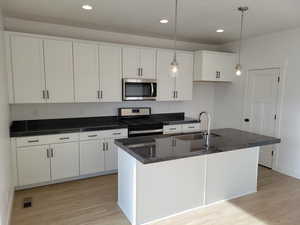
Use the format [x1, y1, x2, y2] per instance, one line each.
[244, 118, 250, 122]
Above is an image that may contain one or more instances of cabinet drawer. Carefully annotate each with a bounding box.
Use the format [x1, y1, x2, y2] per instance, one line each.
[99, 129, 128, 139]
[163, 125, 182, 134]
[80, 131, 102, 141]
[16, 136, 50, 147]
[17, 133, 79, 147]
[47, 133, 79, 144]
[182, 123, 201, 133]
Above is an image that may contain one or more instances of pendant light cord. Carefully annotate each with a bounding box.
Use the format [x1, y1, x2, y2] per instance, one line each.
[173, 0, 178, 61]
[238, 10, 245, 65]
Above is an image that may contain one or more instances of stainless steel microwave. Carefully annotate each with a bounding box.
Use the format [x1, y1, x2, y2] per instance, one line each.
[122, 79, 157, 101]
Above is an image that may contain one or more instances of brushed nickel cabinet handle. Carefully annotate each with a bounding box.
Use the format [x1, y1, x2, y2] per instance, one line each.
[46, 149, 50, 158]
[28, 140, 39, 143]
[50, 148, 54, 158]
[88, 134, 97, 138]
[102, 142, 105, 151]
[97, 90, 100, 99]
[59, 137, 70, 140]
[42, 90, 46, 99]
[46, 90, 50, 99]
[169, 128, 177, 130]
[100, 90, 103, 99]
[113, 132, 121, 135]
[105, 142, 109, 151]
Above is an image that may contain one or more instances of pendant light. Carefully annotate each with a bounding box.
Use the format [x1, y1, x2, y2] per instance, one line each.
[170, 0, 179, 77]
[236, 6, 248, 76]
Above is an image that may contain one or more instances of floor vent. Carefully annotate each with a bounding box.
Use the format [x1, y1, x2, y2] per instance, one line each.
[23, 197, 33, 208]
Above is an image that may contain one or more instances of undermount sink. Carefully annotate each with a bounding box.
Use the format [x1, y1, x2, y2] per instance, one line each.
[176, 133, 220, 141]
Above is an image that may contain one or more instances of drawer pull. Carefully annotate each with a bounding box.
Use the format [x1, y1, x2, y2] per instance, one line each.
[28, 140, 39, 143]
[188, 126, 195, 129]
[88, 134, 98, 138]
[59, 137, 70, 140]
[113, 132, 121, 135]
[169, 128, 177, 130]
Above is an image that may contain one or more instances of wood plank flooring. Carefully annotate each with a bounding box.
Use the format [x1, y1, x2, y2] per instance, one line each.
[11, 167, 300, 225]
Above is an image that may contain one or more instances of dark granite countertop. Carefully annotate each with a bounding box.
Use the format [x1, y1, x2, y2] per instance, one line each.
[10, 113, 199, 137]
[114, 128, 281, 164]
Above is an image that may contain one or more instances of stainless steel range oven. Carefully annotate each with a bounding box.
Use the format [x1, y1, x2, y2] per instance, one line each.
[122, 79, 157, 101]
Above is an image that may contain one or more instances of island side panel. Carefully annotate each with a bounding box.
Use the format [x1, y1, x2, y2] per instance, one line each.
[205, 147, 259, 205]
[135, 156, 206, 225]
[118, 148, 137, 225]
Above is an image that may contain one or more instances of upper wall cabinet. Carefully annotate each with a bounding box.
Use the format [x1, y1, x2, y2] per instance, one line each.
[44, 39, 75, 103]
[122, 47, 156, 79]
[74, 42, 100, 102]
[157, 50, 193, 101]
[73, 42, 122, 102]
[8, 35, 45, 103]
[194, 51, 236, 82]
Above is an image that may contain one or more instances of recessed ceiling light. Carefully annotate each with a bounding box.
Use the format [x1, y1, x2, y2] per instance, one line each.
[216, 29, 224, 33]
[82, 4, 93, 10]
[160, 19, 169, 24]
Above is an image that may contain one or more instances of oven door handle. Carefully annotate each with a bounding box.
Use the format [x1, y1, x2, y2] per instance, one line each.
[129, 129, 163, 135]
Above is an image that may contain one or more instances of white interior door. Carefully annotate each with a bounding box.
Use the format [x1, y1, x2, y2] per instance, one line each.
[44, 39, 74, 103]
[79, 140, 105, 175]
[244, 69, 279, 168]
[50, 142, 79, 180]
[99, 45, 122, 102]
[10, 35, 46, 103]
[74, 42, 100, 102]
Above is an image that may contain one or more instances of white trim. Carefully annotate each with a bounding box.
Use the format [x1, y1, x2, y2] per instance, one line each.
[4, 187, 14, 225]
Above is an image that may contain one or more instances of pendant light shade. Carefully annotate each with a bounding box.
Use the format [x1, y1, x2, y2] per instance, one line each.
[236, 6, 248, 76]
[170, 0, 179, 77]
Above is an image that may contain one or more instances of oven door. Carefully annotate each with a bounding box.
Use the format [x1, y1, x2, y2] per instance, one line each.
[123, 79, 157, 101]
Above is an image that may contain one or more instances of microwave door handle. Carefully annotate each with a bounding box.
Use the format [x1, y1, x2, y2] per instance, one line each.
[151, 83, 154, 97]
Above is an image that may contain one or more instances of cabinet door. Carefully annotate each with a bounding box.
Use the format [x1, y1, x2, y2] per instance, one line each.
[218, 54, 235, 82]
[17, 145, 50, 186]
[99, 45, 122, 102]
[79, 140, 105, 175]
[50, 142, 79, 180]
[156, 50, 175, 101]
[175, 53, 193, 101]
[44, 39, 74, 103]
[201, 52, 218, 81]
[140, 48, 156, 79]
[122, 47, 139, 78]
[104, 139, 118, 171]
[74, 42, 100, 102]
[10, 35, 45, 103]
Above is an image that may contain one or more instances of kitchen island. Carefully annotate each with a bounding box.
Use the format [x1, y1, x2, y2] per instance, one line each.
[115, 128, 280, 225]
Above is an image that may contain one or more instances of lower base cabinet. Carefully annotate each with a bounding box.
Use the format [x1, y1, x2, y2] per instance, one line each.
[104, 139, 118, 171]
[17, 145, 51, 186]
[51, 142, 79, 180]
[80, 140, 105, 175]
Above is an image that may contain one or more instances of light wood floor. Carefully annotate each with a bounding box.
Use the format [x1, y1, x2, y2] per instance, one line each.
[11, 167, 300, 225]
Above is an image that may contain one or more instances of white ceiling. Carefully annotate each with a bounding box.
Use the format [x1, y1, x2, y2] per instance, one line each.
[2, 0, 300, 44]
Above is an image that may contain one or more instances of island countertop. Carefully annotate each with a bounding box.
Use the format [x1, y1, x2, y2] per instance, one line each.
[114, 128, 281, 164]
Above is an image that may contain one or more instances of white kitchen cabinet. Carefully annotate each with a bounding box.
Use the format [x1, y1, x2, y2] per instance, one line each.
[74, 42, 100, 102]
[105, 139, 118, 171]
[50, 142, 79, 180]
[157, 50, 193, 101]
[44, 39, 75, 103]
[194, 51, 236, 82]
[80, 140, 105, 175]
[175, 53, 194, 101]
[17, 145, 51, 186]
[9, 35, 46, 103]
[99, 45, 122, 102]
[122, 47, 156, 79]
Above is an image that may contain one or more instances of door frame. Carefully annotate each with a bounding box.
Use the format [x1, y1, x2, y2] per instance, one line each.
[242, 66, 285, 170]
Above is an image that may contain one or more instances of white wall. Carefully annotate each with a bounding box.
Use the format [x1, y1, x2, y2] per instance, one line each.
[10, 83, 215, 121]
[0, 9, 13, 225]
[4, 17, 217, 51]
[215, 27, 300, 179]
